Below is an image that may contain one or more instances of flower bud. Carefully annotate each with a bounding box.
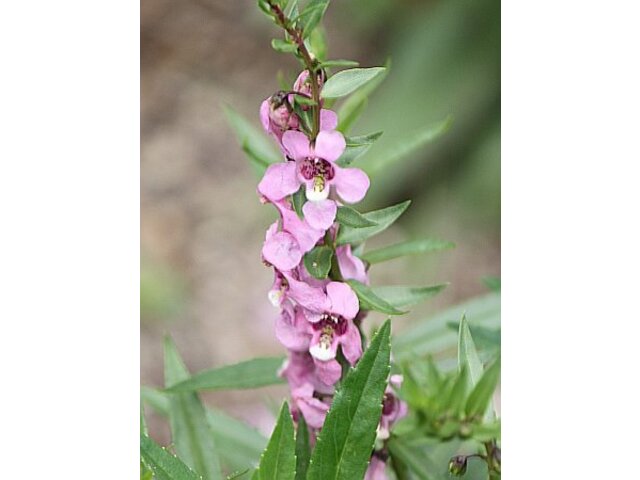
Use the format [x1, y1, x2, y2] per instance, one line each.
[448, 455, 468, 476]
[267, 91, 299, 131]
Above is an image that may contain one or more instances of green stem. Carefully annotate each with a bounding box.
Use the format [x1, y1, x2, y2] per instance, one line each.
[268, 1, 321, 140]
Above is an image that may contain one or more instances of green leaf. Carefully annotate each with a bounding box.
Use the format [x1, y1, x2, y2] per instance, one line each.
[303, 245, 333, 279]
[283, 0, 298, 18]
[465, 355, 500, 418]
[445, 367, 469, 416]
[346, 280, 406, 315]
[361, 238, 455, 264]
[164, 338, 223, 480]
[166, 357, 286, 393]
[207, 409, 267, 473]
[294, 415, 311, 480]
[142, 386, 268, 473]
[224, 106, 281, 176]
[321, 67, 386, 99]
[140, 434, 201, 480]
[296, 0, 329, 38]
[307, 26, 327, 61]
[140, 402, 148, 436]
[337, 60, 389, 134]
[307, 320, 392, 480]
[335, 206, 377, 228]
[271, 38, 297, 53]
[482, 276, 501, 292]
[336, 131, 384, 167]
[393, 293, 500, 362]
[447, 322, 501, 350]
[336, 200, 411, 245]
[319, 59, 360, 69]
[387, 437, 436, 480]
[257, 402, 296, 480]
[458, 315, 483, 387]
[369, 284, 448, 308]
[291, 186, 306, 218]
[364, 117, 453, 176]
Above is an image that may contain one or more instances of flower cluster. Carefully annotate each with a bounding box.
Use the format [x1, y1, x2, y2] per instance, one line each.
[257, 70, 406, 479]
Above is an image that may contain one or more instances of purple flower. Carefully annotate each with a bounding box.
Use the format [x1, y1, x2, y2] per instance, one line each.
[268, 269, 328, 312]
[260, 92, 300, 148]
[377, 375, 408, 441]
[282, 129, 370, 204]
[279, 351, 337, 395]
[290, 382, 330, 430]
[261, 200, 325, 271]
[336, 244, 369, 285]
[305, 282, 363, 384]
[365, 456, 387, 480]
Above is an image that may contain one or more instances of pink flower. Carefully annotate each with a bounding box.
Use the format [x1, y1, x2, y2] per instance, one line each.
[290, 383, 330, 430]
[260, 92, 300, 148]
[336, 244, 369, 285]
[275, 302, 312, 352]
[306, 282, 363, 385]
[261, 200, 324, 271]
[365, 456, 388, 480]
[268, 269, 328, 312]
[282, 129, 370, 204]
[279, 351, 337, 395]
[293, 70, 324, 99]
[377, 375, 408, 441]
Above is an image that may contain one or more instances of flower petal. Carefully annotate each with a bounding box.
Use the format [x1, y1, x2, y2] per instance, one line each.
[335, 244, 369, 284]
[326, 281, 359, 320]
[276, 306, 311, 352]
[258, 162, 300, 201]
[313, 358, 342, 387]
[260, 99, 270, 132]
[282, 130, 312, 160]
[284, 273, 330, 312]
[340, 321, 363, 365]
[302, 199, 337, 230]
[262, 231, 302, 271]
[319, 109, 338, 131]
[332, 165, 370, 204]
[313, 130, 346, 163]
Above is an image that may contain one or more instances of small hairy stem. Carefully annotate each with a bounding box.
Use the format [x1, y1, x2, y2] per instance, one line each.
[483, 440, 501, 478]
[267, 1, 322, 139]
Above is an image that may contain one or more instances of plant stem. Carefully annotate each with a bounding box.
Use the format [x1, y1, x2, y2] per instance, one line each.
[268, 1, 321, 140]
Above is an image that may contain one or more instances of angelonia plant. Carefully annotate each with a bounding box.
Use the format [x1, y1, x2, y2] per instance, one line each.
[140, 1, 501, 480]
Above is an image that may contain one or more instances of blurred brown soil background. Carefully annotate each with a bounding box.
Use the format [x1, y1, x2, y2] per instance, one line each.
[141, 0, 500, 441]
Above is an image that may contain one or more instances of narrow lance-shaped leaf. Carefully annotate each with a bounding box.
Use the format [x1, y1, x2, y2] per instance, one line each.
[458, 315, 484, 387]
[303, 245, 333, 279]
[335, 206, 377, 228]
[166, 356, 286, 393]
[361, 238, 455, 264]
[140, 434, 200, 480]
[321, 67, 387, 99]
[256, 402, 296, 480]
[164, 337, 223, 480]
[294, 414, 311, 480]
[337, 200, 411, 245]
[465, 355, 501, 418]
[319, 59, 360, 69]
[295, 0, 329, 38]
[336, 131, 384, 167]
[393, 293, 500, 361]
[363, 116, 453, 176]
[387, 437, 435, 480]
[346, 280, 406, 315]
[369, 284, 448, 308]
[306, 320, 392, 480]
[142, 386, 268, 474]
[224, 105, 281, 177]
[271, 38, 297, 53]
[337, 60, 389, 134]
